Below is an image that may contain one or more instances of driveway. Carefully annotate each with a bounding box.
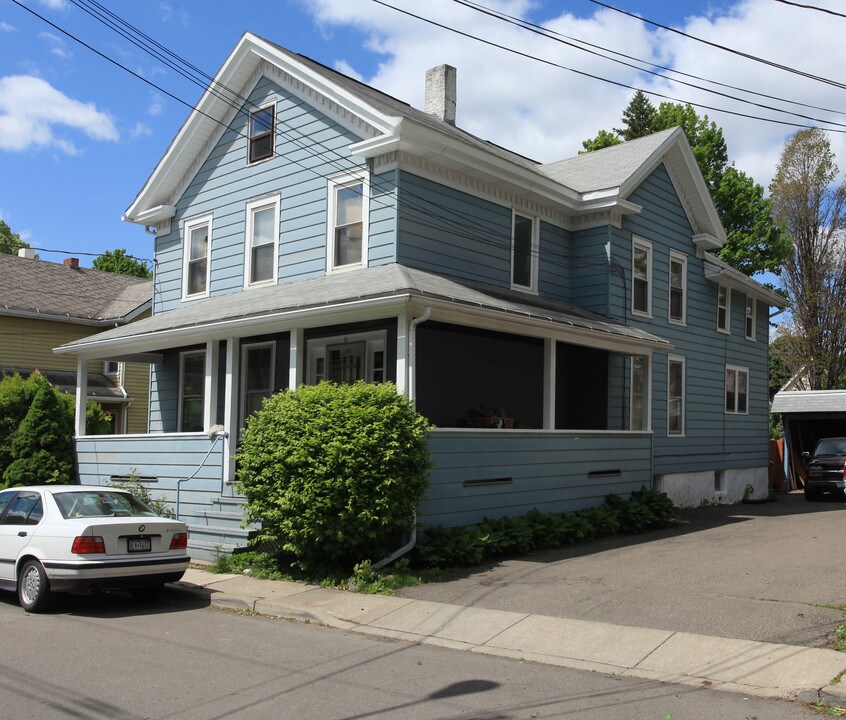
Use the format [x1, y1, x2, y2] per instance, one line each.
[398, 493, 846, 648]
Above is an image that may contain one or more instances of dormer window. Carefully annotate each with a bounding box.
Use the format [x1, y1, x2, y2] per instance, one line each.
[248, 104, 274, 164]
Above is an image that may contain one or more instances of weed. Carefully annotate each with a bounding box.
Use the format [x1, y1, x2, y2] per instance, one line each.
[209, 548, 286, 581]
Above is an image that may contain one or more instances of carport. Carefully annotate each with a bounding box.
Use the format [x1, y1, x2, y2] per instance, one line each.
[771, 390, 846, 489]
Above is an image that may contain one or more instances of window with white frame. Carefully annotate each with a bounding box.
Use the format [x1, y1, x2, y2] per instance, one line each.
[745, 295, 756, 340]
[245, 196, 279, 287]
[667, 355, 685, 436]
[630, 355, 649, 431]
[307, 330, 386, 385]
[327, 174, 368, 271]
[179, 351, 205, 432]
[725, 365, 749, 414]
[183, 215, 211, 299]
[248, 104, 274, 164]
[668, 251, 687, 324]
[511, 212, 538, 292]
[241, 342, 275, 421]
[632, 237, 652, 316]
[103, 360, 119, 376]
[717, 284, 731, 333]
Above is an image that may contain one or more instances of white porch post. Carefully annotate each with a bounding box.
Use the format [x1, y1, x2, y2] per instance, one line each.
[204, 340, 218, 430]
[223, 337, 239, 484]
[543, 338, 556, 429]
[396, 307, 409, 396]
[289, 327, 304, 390]
[75, 356, 88, 437]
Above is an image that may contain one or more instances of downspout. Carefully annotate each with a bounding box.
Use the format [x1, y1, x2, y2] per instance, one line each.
[175, 425, 229, 521]
[371, 307, 431, 571]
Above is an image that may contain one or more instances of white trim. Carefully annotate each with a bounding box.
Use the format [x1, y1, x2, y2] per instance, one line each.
[745, 295, 757, 341]
[306, 329, 387, 385]
[239, 341, 276, 425]
[247, 101, 275, 166]
[326, 171, 370, 273]
[667, 354, 685, 437]
[181, 213, 212, 301]
[632, 236, 653, 318]
[510, 211, 539, 294]
[668, 250, 687, 326]
[244, 194, 280, 288]
[725, 364, 750, 415]
[178, 349, 206, 432]
[717, 284, 731, 334]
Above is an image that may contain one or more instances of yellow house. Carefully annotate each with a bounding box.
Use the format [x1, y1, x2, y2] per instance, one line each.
[0, 250, 152, 433]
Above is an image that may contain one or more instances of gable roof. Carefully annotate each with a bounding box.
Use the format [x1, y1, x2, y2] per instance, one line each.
[123, 33, 723, 240]
[0, 253, 152, 325]
[772, 390, 846, 414]
[56, 263, 669, 358]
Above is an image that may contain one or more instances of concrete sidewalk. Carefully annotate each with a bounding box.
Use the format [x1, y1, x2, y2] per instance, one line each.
[175, 567, 846, 708]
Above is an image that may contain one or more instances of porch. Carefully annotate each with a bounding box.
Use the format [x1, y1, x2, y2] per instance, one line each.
[75, 429, 653, 560]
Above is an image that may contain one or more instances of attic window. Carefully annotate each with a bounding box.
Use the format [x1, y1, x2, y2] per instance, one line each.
[248, 104, 274, 164]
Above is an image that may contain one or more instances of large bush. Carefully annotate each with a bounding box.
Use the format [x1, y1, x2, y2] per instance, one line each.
[236, 381, 432, 575]
[0, 371, 112, 486]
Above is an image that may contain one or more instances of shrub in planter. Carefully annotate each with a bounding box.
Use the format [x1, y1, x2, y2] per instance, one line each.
[236, 381, 432, 575]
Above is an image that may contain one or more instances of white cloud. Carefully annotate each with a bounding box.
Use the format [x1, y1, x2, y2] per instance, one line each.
[0, 76, 119, 154]
[39, 31, 72, 60]
[0, 21, 16, 32]
[38, 0, 68, 10]
[301, 0, 846, 187]
[148, 93, 164, 117]
[130, 121, 152, 138]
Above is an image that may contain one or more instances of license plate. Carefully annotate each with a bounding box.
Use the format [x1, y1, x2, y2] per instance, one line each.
[127, 537, 151, 553]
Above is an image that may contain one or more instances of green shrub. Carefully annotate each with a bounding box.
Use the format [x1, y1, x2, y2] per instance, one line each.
[110, 472, 174, 518]
[236, 381, 432, 575]
[414, 487, 679, 568]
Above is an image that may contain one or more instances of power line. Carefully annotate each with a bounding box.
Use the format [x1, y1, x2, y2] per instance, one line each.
[772, 0, 846, 19]
[592, 0, 846, 92]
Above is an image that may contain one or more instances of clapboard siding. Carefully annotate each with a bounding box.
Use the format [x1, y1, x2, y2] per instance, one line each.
[422, 430, 652, 528]
[569, 226, 610, 313]
[0, 316, 99, 371]
[612, 164, 770, 475]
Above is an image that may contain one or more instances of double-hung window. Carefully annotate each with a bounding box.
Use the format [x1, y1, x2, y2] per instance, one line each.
[668, 251, 687, 324]
[183, 215, 211, 299]
[327, 174, 368, 271]
[667, 355, 685, 436]
[630, 355, 649, 431]
[717, 285, 730, 333]
[725, 365, 749, 414]
[745, 296, 756, 340]
[632, 237, 652, 317]
[241, 342, 275, 421]
[244, 196, 279, 287]
[511, 212, 538, 292]
[248, 104, 274, 164]
[179, 351, 205, 432]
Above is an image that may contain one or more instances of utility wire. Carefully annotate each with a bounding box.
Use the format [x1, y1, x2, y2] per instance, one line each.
[772, 0, 846, 19]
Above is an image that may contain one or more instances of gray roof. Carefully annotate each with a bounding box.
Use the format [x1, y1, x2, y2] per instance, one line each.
[772, 390, 846, 414]
[58, 264, 669, 352]
[538, 129, 678, 193]
[0, 367, 125, 400]
[0, 254, 152, 323]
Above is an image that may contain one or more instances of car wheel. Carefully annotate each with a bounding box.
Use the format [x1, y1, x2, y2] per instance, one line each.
[18, 560, 52, 613]
[130, 584, 164, 602]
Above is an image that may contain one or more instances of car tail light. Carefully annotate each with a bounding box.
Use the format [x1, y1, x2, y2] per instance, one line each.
[169, 532, 188, 550]
[72, 536, 105, 554]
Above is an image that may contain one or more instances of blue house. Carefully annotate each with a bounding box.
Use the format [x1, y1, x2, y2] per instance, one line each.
[57, 33, 785, 559]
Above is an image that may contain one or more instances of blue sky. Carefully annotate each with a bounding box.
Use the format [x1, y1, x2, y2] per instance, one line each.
[1, 0, 844, 270]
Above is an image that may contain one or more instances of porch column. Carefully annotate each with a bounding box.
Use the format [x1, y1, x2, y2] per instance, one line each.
[396, 307, 409, 396]
[204, 340, 219, 430]
[223, 337, 239, 484]
[543, 338, 556, 429]
[289, 327, 304, 390]
[75, 356, 88, 437]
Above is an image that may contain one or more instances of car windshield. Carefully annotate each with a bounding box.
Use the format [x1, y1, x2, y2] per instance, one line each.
[53, 491, 158, 519]
[813, 438, 846, 457]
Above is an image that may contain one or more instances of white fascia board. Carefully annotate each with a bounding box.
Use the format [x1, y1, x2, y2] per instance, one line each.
[577, 194, 642, 215]
[124, 205, 176, 226]
[1, 307, 129, 327]
[703, 253, 788, 308]
[692, 233, 722, 251]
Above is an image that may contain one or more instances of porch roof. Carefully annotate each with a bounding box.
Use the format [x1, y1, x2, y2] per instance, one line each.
[55, 264, 670, 356]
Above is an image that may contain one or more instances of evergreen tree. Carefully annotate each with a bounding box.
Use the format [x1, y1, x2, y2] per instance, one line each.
[614, 90, 656, 140]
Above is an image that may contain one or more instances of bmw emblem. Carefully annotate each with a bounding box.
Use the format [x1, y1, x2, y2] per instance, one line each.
[138, 525, 146, 533]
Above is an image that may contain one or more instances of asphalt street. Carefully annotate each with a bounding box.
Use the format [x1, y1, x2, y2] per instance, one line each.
[399, 493, 846, 648]
[0, 588, 823, 719]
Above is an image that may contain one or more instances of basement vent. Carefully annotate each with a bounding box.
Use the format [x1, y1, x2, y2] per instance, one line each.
[109, 475, 158, 483]
[587, 469, 621, 478]
[462, 477, 513, 487]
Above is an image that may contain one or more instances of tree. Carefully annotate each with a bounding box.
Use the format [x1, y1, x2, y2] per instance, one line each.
[770, 128, 846, 390]
[0, 220, 31, 256]
[580, 95, 788, 276]
[92, 248, 152, 279]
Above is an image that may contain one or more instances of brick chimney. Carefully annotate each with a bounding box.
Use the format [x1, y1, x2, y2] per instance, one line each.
[64, 257, 80, 269]
[424, 64, 457, 125]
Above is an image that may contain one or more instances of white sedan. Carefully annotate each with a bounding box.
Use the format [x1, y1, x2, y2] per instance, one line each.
[0, 485, 190, 612]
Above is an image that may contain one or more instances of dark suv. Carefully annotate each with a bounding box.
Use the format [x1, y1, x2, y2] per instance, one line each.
[803, 437, 846, 500]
